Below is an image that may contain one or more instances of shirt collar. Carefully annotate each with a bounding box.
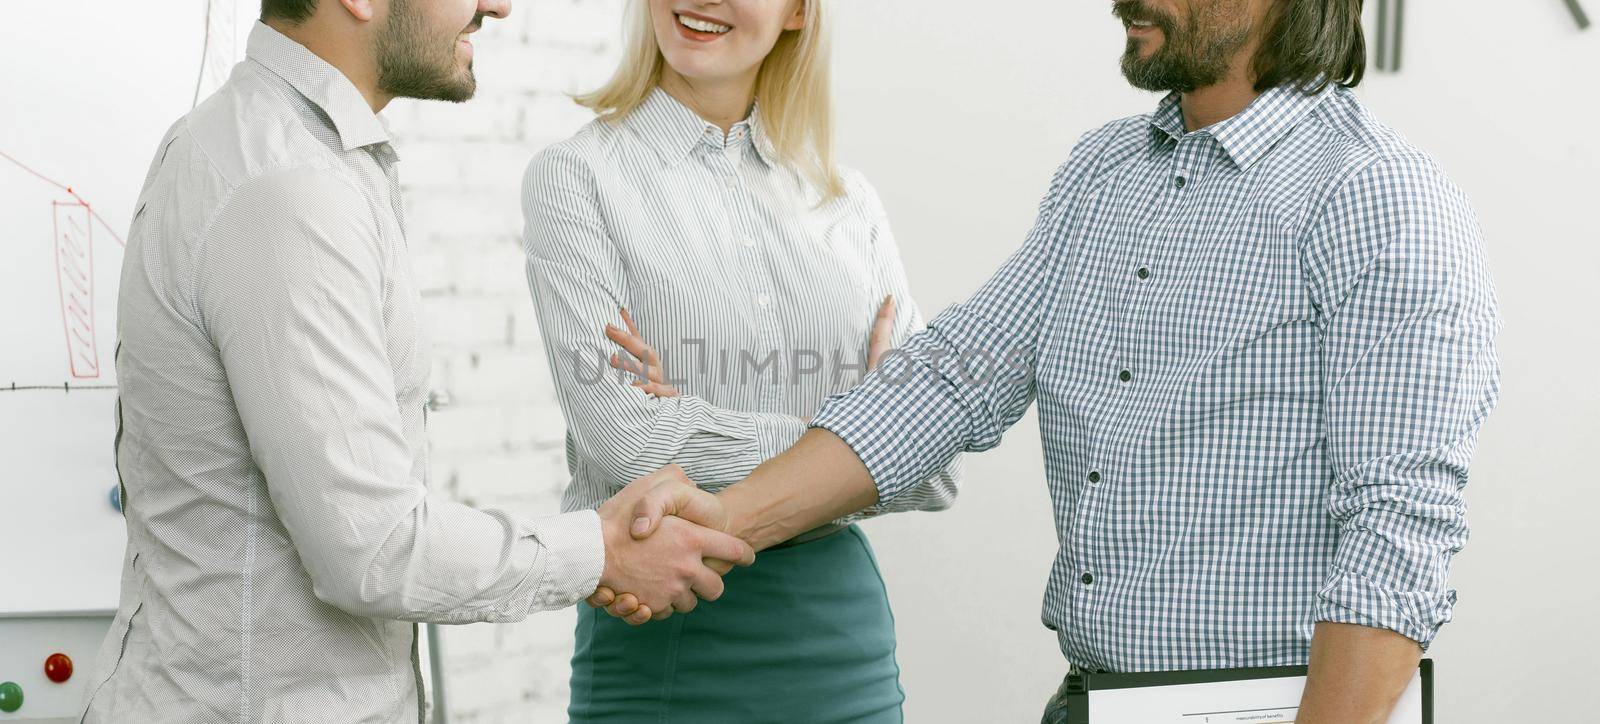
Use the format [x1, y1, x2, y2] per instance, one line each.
[246, 21, 393, 153]
[627, 86, 774, 168]
[1147, 82, 1331, 170]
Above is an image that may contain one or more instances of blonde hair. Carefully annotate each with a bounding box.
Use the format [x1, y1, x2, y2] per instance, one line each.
[576, 0, 843, 200]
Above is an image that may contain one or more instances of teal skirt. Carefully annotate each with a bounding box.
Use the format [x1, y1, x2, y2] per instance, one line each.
[568, 524, 905, 723]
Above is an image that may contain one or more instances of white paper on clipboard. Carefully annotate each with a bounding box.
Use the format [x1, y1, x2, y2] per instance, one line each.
[1087, 665, 1427, 723]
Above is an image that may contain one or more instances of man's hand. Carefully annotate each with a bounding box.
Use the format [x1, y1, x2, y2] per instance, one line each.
[593, 466, 753, 624]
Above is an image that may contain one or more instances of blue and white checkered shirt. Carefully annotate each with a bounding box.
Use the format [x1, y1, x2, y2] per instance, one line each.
[810, 83, 1501, 672]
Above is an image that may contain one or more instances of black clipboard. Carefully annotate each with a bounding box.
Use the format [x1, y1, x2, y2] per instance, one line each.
[1063, 658, 1432, 723]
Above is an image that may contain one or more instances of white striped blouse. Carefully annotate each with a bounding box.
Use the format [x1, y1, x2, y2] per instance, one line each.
[520, 87, 960, 519]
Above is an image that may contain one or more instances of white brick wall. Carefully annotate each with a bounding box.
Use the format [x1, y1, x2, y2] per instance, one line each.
[385, 2, 624, 721]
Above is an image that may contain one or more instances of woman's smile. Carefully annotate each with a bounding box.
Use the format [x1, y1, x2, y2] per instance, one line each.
[675, 10, 734, 42]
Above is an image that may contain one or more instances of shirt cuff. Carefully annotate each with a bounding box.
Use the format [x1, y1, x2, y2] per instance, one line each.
[1314, 566, 1456, 650]
[659, 399, 767, 488]
[496, 510, 604, 619]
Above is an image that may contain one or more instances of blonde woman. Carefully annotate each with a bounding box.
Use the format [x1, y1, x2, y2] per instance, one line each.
[520, 0, 960, 719]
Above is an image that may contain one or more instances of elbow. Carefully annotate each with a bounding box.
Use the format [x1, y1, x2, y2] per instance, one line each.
[308, 571, 389, 619]
[306, 559, 405, 619]
[883, 464, 963, 515]
[925, 489, 958, 513]
[302, 536, 417, 619]
[926, 457, 966, 511]
[292, 492, 443, 620]
[918, 477, 960, 513]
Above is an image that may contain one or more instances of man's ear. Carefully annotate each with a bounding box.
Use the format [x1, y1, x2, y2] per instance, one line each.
[334, 0, 378, 23]
[782, 0, 807, 31]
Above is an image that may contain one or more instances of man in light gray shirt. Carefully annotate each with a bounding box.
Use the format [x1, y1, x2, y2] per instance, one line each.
[82, 1, 752, 721]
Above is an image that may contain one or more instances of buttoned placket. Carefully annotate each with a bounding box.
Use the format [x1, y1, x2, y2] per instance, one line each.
[1073, 131, 1213, 619]
[708, 125, 784, 411]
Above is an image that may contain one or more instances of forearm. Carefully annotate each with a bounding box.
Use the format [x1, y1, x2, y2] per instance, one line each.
[531, 263, 812, 490]
[717, 428, 879, 551]
[596, 401, 801, 488]
[553, 355, 805, 488]
[1296, 622, 1421, 723]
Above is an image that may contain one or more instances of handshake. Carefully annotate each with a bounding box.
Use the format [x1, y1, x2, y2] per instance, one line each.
[592, 465, 751, 625]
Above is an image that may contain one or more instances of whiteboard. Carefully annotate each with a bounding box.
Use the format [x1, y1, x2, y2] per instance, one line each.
[0, 1, 254, 616]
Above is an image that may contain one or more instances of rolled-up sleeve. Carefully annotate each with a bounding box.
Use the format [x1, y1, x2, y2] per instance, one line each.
[194, 167, 603, 622]
[521, 146, 808, 493]
[810, 139, 1098, 506]
[1303, 154, 1501, 648]
[847, 173, 963, 516]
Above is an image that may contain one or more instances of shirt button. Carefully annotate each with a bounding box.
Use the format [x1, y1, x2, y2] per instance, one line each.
[741, 237, 756, 248]
[1118, 369, 1132, 383]
[1175, 175, 1187, 189]
[1081, 572, 1095, 585]
[756, 293, 771, 308]
[1136, 266, 1151, 280]
[1087, 470, 1101, 484]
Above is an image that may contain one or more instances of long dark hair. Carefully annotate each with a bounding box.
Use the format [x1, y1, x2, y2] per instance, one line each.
[1252, 0, 1366, 93]
[261, 0, 318, 24]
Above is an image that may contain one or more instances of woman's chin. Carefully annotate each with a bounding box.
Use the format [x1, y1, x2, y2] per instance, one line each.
[662, 55, 750, 85]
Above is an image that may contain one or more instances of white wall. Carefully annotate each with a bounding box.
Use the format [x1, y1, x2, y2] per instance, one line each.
[383, 1, 624, 721]
[828, 1, 1600, 722]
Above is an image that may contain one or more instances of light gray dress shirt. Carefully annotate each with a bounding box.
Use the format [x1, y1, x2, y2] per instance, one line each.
[521, 88, 961, 520]
[82, 23, 603, 723]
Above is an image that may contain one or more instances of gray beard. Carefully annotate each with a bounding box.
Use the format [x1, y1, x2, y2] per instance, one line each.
[1119, 10, 1250, 93]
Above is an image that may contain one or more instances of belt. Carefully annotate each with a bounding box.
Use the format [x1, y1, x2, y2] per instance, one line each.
[765, 522, 849, 550]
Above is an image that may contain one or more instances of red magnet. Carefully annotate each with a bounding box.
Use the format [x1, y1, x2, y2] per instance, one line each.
[44, 653, 73, 683]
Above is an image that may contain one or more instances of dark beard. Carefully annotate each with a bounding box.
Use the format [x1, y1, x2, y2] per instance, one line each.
[1115, 0, 1250, 93]
[376, 0, 478, 103]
